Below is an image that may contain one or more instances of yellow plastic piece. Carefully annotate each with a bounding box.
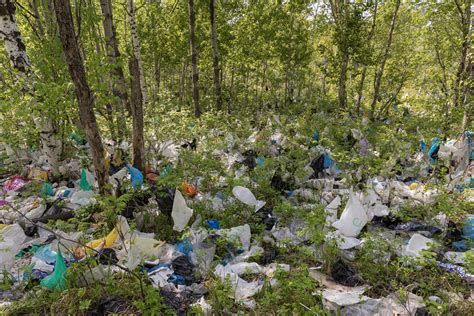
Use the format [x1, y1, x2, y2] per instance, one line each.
[86, 227, 118, 250]
[409, 183, 418, 190]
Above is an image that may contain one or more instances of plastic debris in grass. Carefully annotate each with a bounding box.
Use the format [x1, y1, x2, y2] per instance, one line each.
[40, 242, 67, 291]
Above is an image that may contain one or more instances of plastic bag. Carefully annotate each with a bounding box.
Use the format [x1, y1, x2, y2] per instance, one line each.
[79, 168, 93, 191]
[232, 186, 266, 211]
[332, 191, 368, 238]
[0, 224, 27, 272]
[171, 189, 193, 232]
[3, 176, 28, 192]
[40, 242, 67, 291]
[41, 182, 54, 196]
[126, 164, 144, 189]
[70, 190, 95, 206]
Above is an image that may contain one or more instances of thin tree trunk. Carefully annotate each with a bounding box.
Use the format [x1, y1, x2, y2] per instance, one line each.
[188, 0, 201, 117]
[229, 66, 234, 113]
[129, 57, 145, 172]
[210, 0, 222, 110]
[128, 0, 147, 104]
[53, 0, 109, 193]
[370, 0, 401, 120]
[355, 0, 378, 115]
[452, 0, 471, 109]
[154, 55, 161, 99]
[100, 0, 129, 139]
[329, 0, 349, 109]
[338, 51, 349, 109]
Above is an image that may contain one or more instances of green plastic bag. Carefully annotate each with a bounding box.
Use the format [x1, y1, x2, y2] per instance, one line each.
[41, 182, 54, 197]
[40, 242, 67, 291]
[79, 168, 93, 191]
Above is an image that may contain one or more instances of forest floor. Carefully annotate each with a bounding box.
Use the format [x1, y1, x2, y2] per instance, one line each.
[0, 111, 473, 315]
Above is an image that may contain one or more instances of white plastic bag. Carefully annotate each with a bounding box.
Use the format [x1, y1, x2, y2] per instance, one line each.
[332, 191, 368, 237]
[171, 189, 193, 232]
[232, 186, 266, 211]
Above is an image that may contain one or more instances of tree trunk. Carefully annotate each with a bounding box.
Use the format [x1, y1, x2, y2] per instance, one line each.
[338, 50, 349, 109]
[99, 0, 129, 140]
[210, 0, 222, 110]
[129, 57, 145, 172]
[370, 0, 401, 120]
[0, 0, 61, 174]
[53, 0, 109, 193]
[461, 56, 472, 132]
[188, 0, 201, 117]
[0, 0, 30, 72]
[452, 0, 471, 109]
[355, 0, 378, 115]
[128, 0, 147, 105]
[154, 55, 161, 99]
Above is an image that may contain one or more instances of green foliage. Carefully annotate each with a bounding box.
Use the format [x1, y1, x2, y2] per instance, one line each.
[255, 266, 325, 314]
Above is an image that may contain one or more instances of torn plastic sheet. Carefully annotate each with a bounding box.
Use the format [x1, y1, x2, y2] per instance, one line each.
[340, 292, 425, 316]
[219, 224, 251, 251]
[322, 287, 370, 309]
[214, 264, 263, 301]
[0, 224, 27, 272]
[326, 231, 361, 250]
[325, 195, 341, 226]
[403, 233, 436, 257]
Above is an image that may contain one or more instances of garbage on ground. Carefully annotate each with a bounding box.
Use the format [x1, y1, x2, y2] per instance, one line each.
[0, 126, 472, 313]
[40, 242, 67, 291]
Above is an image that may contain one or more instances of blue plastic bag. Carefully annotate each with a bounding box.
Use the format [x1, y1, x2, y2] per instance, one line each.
[126, 164, 144, 189]
[427, 138, 441, 163]
[176, 240, 192, 258]
[323, 153, 334, 169]
[207, 219, 220, 230]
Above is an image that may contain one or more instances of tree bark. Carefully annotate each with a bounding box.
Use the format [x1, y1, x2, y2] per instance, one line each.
[128, 0, 147, 105]
[355, 0, 378, 115]
[338, 50, 349, 109]
[129, 57, 145, 172]
[329, 0, 350, 109]
[0, 0, 62, 174]
[53, 0, 109, 193]
[0, 0, 30, 72]
[210, 0, 222, 110]
[99, 0, 129, 140]
[188, 0, 201, 117]
[370, 0, 401, 120]
[154, 54, 161, 100]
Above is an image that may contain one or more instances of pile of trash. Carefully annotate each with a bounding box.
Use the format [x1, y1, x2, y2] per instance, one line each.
[0, 125, 472, 314]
